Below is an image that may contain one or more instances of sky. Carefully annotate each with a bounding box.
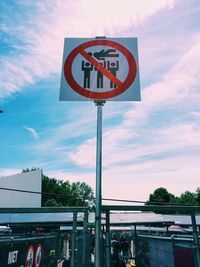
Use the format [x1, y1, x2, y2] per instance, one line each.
[1, 0, 200, 205]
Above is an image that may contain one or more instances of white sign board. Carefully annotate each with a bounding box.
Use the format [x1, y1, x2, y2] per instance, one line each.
[60, 37, 141, 101]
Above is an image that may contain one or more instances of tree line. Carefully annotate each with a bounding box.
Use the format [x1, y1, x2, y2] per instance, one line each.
[146, 187, 200, 205]
[22, 168, 200, 207]
[22, 168, 95, 207]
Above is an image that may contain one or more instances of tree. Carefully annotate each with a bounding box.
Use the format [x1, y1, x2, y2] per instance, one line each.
[147, 187, 174, 205]
[21, 168, 95, 207]
[69, 181, 94, 207]
[42, 175, 94, 207]
[179, 191, 198, 205]
[146, 187, 200, 207]
[44, 199, 62, 207]
[196, 188, 200, 205]
[42, 175, 72, 206]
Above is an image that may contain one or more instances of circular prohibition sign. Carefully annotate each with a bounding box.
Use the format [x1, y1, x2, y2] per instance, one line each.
[35, 243, 42, 267]
[25, 245, 34, 267]
[64, 39, 137, 100]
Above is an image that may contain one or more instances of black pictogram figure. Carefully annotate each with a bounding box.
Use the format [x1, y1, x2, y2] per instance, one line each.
[94, 49, 119, 60]
[82, 52, 93, 88]
[81, 50, 120, 90]
[107, 60, 119, 88]
[95, 61, 106, 88]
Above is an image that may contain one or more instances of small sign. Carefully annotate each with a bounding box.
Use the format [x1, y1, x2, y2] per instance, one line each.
[35, 244, 42, 267]
[25, 245, 34, 267]
[60, 38, 140, 101]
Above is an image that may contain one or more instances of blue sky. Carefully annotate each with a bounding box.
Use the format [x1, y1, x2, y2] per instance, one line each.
[1, 0, 200, 204]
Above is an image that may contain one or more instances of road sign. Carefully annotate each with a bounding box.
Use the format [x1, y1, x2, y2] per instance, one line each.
[35, 244, 42, 267]
[60, 38, 140, 101]
[25, 245, 34, 267]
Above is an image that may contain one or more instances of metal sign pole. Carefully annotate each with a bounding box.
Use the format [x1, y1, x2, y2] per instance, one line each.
[94, 100, 105, 267]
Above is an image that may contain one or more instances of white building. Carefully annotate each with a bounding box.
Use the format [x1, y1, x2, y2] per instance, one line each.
[0, 169, 42, 208]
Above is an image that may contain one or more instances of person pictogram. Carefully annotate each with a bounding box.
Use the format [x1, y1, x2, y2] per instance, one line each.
[107, 60, 119, 88]
[81, 53, 93, 88]
[94, 49, 119, 60]
[95, 61, 106, 88]
[80, 49, 121, 90]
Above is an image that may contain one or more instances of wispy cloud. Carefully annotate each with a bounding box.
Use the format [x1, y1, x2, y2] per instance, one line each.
[125, 33, 200, 123]
[68, 34, 200, 168]
[0, 0, 176, 98]
[24, 125, 39, 139]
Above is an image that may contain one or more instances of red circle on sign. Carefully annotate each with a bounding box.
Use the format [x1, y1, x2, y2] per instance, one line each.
[64, 39, 137, 99]
[35, 244, 42, 267]
[25, 245, 34, 267]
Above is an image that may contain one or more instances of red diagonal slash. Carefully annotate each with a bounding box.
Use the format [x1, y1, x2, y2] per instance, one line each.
[80, 49, 123, 88]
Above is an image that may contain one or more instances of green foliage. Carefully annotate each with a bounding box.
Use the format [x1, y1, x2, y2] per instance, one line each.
[69, 181, 94, 207]
[42, 175, 94, 207]
[147, 187, 174, 205]
[168, 193, 179, 204]
[21, 168, 95, 207]
[44, 199, 62, 207]
[42, 175, 72, 207]
[147, 187, 199, 206]
[196, 188, 200, 205]
[179, 191, 198, 205]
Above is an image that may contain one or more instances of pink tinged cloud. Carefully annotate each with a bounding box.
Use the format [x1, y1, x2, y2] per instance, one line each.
[0, 0, 176, 98]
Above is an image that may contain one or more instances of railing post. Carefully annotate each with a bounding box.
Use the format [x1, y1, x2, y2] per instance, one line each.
[105, 210, 111, 267]
[82, 211, 89, 267]
[70, 211, 77, 267]
[191, 212, 200, 267]
[134, 224, 138, 265]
